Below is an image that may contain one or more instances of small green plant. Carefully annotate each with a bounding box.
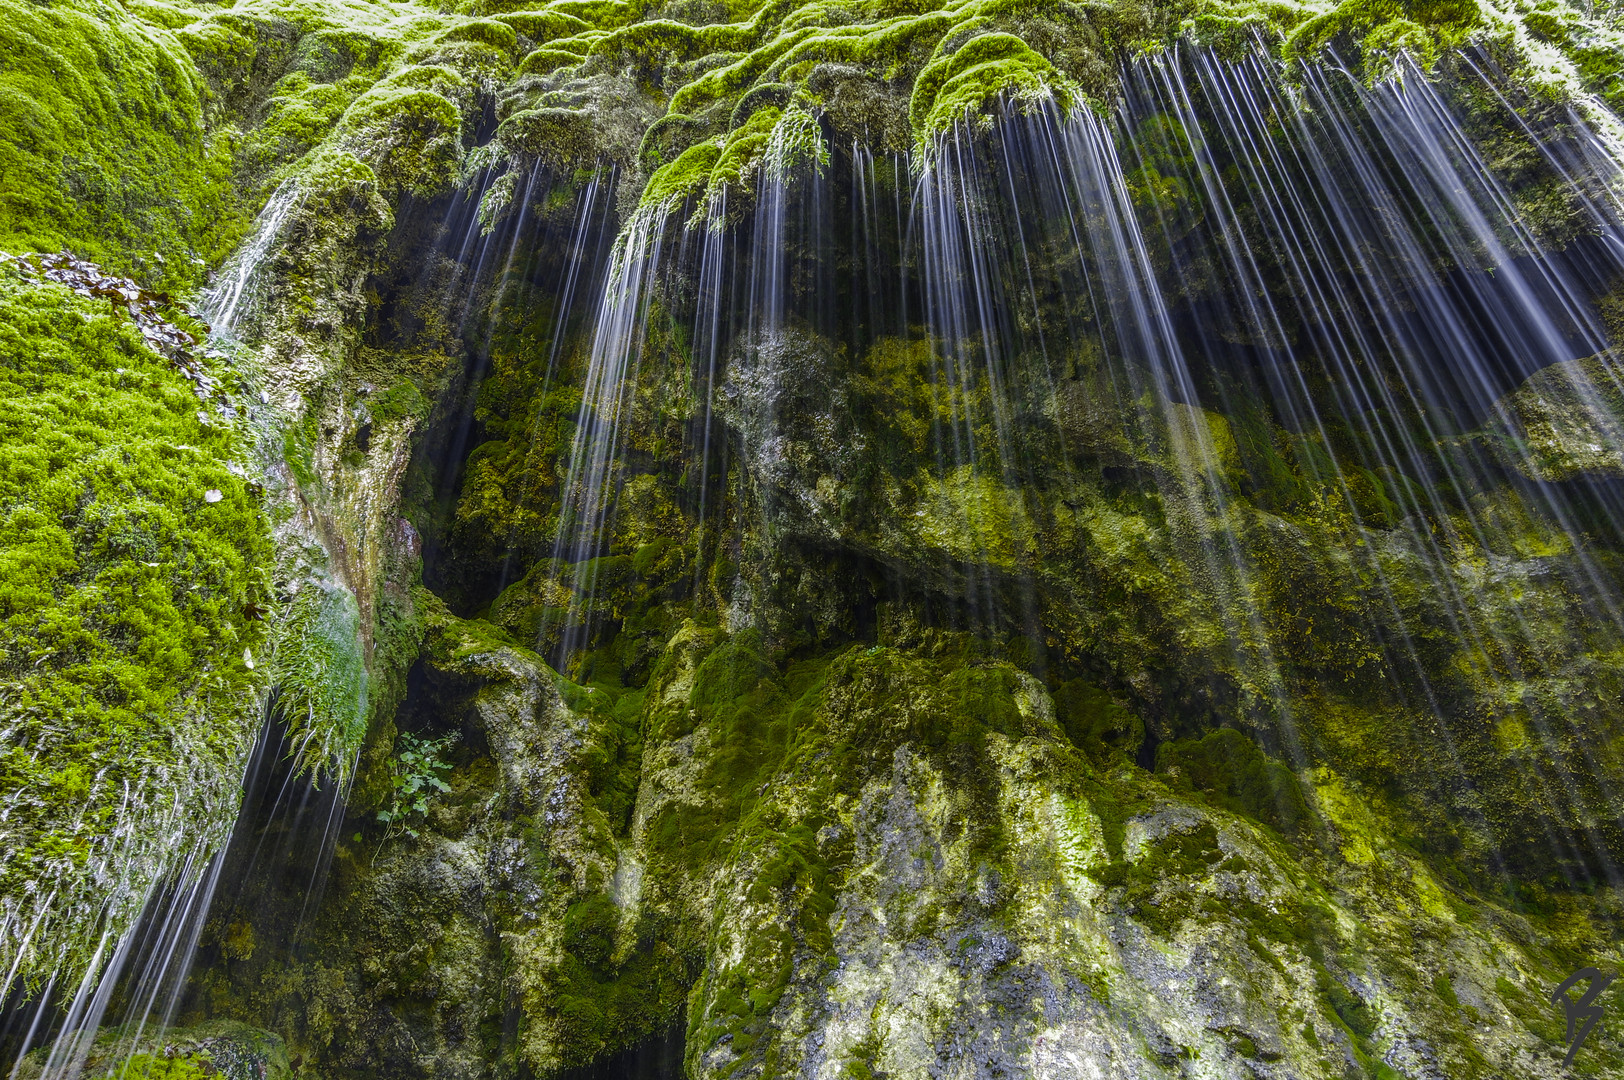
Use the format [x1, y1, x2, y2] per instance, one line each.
[376, 731, 458, 845]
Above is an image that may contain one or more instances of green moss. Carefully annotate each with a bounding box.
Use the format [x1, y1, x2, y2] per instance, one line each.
[104, 1053, 211, 1080]
[626, 636, 1062, 1068]
[451, 315, 584, 569]
[337, 0, 1624, 221]
[911, 32, 1070, 146]
[0, 0, 247, 290]
[269, 582, 369, 780]
[368, 379, 429, 427]
[1281, 0, 1482, 74]
[1107, 821, 1229, 935]
[238, 47, 401, 195]
[1053, 678, 1144, 761]
[1322, 972, 1377, 1037]
[497, 106, 601, 167]
[517, 45, 595, 75]
[6, 0, 1599, 290]
[437, 18, 519, 52]
[1157, 728, 1318, 836]
[337, 67, 466, 198]
[494, 11, 594, 41]
[547, 868, 688, 1065]
[0, 262, 272, 993]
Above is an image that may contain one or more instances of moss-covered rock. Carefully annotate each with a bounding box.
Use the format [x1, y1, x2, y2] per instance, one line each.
[0, 256, 273, 998]
[9, 0, 1624, 1072]
[187, 609, 1619, 1077]
[1, 0, 528, 1001]
[12, 1019, 289, 1080]
[459, 0, 1624, 212]
[183, 594, 685, 1076]
[0, 0, 247, 291]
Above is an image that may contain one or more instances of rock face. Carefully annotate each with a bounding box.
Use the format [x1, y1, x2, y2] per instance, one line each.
[1492, 354, 1624, 481]
[8, 0, 1624, 1077]
[182, 76, 1624, 1074]
[189, 608, 1617, 1079]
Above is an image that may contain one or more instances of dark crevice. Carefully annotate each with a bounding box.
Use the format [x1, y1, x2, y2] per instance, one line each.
[546, 1021, 685, 1080]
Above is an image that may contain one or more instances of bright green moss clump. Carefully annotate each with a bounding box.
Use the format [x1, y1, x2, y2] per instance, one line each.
[0, 261, 272, 995]
[910, 32, 1071, 140]
[464, 0, 1624, 215]
[270, 581, 369, 779]
[0, 0, 244, 291]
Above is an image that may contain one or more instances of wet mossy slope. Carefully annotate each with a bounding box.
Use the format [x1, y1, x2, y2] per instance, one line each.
[0, 0, 245, 291]
[0, 256, 272, 997]
[5, 0, 1624, 1076]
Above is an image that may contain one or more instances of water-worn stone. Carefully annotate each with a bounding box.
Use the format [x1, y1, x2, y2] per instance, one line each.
[192, 610, 1616, 1078]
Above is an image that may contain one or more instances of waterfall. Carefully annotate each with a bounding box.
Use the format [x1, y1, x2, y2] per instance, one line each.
[199, 181, 302, 336]
[544, 192, 679, 662]
[0, 158, 624, 1077]
[516, 43, 1624, 895]
[16, 32, 1624, 1077]
[3, 770, 246, 1078]
[1111, 48, 1624, 878]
